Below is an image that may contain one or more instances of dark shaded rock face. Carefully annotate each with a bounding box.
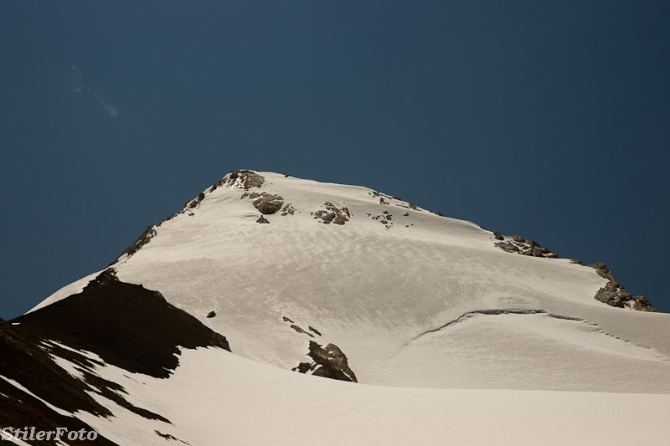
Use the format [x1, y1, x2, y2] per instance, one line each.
[494, 233, 559, 258]
[2, 269, 233, 443]
[13, 269, 231, 378]
[0, 318, 120, 445]
[293, 341, 357, 383]
[590, 263, 659, 312]
[248, 192, 284, 214]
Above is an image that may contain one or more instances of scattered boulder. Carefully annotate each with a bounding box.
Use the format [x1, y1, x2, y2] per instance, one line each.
[292, 341, 357, 383]
[249, 192, 284, 214]
[206, 311, 216, 318]
[256, 216, 270, 224]
[290, 324, 314, 338]
[493, 231, 504, 240]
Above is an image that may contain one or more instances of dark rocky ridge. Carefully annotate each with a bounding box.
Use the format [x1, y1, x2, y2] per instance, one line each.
[13, 269, 231, 378]
[2, 269, 234, 444]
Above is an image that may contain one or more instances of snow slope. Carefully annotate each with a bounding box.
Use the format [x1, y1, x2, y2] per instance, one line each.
[59, 346, 670, 446]
[36, 170, 670, 392]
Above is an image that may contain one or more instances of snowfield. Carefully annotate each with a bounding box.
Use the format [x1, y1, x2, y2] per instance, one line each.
[61, 347, 670, 446]
[21, 170, 670, 445]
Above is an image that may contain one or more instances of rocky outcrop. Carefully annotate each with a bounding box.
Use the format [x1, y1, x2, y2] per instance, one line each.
[202, 168, 267, 193]
[590, 263, 658, 312]
[211, 169, 265, 190]
[312, 202, 351, 225]
[280, 204, 296, 216]
[114, 225, 158, 262]
[247, 192, 284, 214]
[256, 215, 270, 224]
[293, 341, 357, 383]
[494, 233, 558, 258]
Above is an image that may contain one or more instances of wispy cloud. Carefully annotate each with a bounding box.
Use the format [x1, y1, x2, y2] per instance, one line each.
[93, 92, 119, 117]
[70, 65, 119, 117]
[71, 65, 83, 93]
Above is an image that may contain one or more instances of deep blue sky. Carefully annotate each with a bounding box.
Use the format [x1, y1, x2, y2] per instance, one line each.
[1, 1, 669, 318]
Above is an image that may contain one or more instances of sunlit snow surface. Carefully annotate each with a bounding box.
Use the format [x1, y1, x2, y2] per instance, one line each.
[33, 171, 670, 444]
[64, 347, 670, 446]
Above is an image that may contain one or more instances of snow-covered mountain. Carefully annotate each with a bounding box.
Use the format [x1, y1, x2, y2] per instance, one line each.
[3, 170, 670, 445]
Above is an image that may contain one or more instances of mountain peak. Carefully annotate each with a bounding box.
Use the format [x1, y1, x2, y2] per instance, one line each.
[5, 169, 670, 445]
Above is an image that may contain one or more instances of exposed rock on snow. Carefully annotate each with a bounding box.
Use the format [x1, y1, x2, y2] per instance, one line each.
[186, 191, 206, 209]
[289, 324, 314, 338]
[293, 341, 357, 383]
[590, 263, 658, 312]
[280, 203, 296, 216]
[256, 215, 270, 224]
[494, 233, 559, 258]
[112, 225, 158, 264]
[247, 192, 284, 214]
[212, 169, 265, 190]
[367, 210, 394, 229]
[312, 202, 350, 225]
